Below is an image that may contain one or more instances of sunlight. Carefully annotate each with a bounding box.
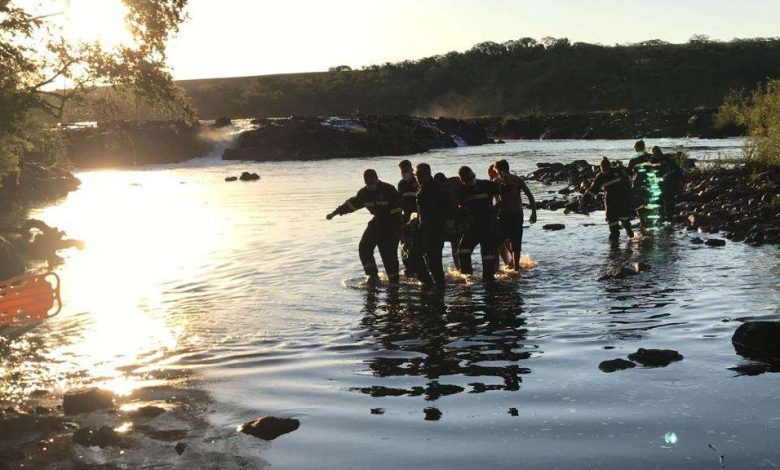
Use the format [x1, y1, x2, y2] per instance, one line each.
[61, 0, 133, 49]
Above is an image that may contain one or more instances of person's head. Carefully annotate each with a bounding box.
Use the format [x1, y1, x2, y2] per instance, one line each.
[487, 163, 498, 180]
[634, 140, 646, 153]
[363, 169, 379, 189]
[495, 159, 510, 174]
[399, 159, 413, 180]
[433, 172, 447, 185]
[651, 146, 664, 158]
[458, 166, 476, 185]
[414, 163, 432, 186]
[600, 156, 611, 173]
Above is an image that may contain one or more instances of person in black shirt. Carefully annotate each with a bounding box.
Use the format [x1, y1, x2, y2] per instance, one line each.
[456, 166, 500, 281]
[327, 169, 403, 284]
[397, 159, 419, 277]
[412, 163, 450, 289]
[585, 157, 635, 241]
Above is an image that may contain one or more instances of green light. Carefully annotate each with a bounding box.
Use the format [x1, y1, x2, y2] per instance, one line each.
[664, 432, 678, 444]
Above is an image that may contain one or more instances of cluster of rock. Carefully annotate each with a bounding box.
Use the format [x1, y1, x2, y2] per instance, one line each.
[599, 348, 684, 373]
[0, 219, 84, 279]
[223, 115, 493, 162]
[0, 159, 80, 215]
[671, 166, 779, 246]
[62, 120, 213, 168]
[474, 108, 744, 140]
[225, 171, 260, 182]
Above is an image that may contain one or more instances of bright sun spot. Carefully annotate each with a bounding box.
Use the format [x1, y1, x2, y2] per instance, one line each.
[61, 0, 133, 48]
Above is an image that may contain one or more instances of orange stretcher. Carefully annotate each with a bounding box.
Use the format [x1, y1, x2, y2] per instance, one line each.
[0, 272, 61, 338]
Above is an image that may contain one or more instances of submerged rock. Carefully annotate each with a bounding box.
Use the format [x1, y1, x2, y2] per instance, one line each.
[599, 358, 637, 373]
[705, 238, 726, 247]
[690, 237, 704, 244]
[627, 348, 684, 367]
[542, 223, 566, 231]
[63, 389, 114, 415]
[175, 441, 187, 455]
[240, 416, 300, 441]
[370, 408, 385, 415]
[423, 407, 442, 421]
[127, 405, 165, 420]
[72, 425, 125, 448]
[225, 176, 238, 182]
[732, 321, 780, 363]
[598, 265, 640, 281]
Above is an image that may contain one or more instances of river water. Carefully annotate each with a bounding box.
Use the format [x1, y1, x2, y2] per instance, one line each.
[3, 137, 780, 469]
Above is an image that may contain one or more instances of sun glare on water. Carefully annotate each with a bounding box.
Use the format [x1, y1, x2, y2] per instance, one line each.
[31, 170, 227, 395]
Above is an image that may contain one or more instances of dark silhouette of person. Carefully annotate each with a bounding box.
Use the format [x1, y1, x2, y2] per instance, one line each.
[327, 169, 402, 284]
[585, 157, 635, 241]
[494, 159, 538, 270]
[412, 163, 450, 289]
[456, 166, 500, 280]
[397, 159, 419, 277]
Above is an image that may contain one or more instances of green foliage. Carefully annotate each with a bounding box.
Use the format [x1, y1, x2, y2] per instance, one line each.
[0, 0, 193, 181]
[724, 80, 780, 168]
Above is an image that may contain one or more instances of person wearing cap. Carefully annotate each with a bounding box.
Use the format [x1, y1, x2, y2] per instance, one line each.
[327, 169, 403, 284]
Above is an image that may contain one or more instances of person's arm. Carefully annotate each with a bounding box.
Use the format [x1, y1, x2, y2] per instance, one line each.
[387, 185, 403, 224]
[519, 178, 537, 224]
[584, 173, 605, 196]
[326, 190, 365, 220]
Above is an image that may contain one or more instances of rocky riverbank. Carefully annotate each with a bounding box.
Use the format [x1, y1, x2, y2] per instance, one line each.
[223, 115, 493, 161]
[62, 120, 215, 168]
[528, 158, 780, 246]
[474, 108, 744, 140]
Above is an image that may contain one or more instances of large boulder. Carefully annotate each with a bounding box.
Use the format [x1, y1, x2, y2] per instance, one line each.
[240, 416, 300, 441]
[732, 321, 780, 363]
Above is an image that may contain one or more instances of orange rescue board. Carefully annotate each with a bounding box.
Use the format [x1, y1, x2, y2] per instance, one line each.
[0, 273, 62, 328]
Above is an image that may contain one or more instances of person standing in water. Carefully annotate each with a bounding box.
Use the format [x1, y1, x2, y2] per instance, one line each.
[412, 163, 450, 290]
[494, 159, 538, 270]
[456, 166, 500, 281]
[585, 157, 635, 241]
[629, 139, 654, 227]
[326, 169, 403, 284]
[397, 159, 419, 277]
[434, 172, 463, 270]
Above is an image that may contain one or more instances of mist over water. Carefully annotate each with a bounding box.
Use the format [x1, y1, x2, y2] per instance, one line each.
[4, 138, 780, 468]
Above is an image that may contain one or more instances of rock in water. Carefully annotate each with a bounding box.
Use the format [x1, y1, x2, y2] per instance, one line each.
[627, 348, 684, 367]
[225, 176, 238, 182]
[598, 266, 640, 280]
[175, 442, 187, 455]
[63, 389, 114, 415]
[423, 407, 442, 421]
[732, 321, 780, 363]
[240, 416, 300, 440]
[705, 238, 726, 247]
[599, 358, 637, 373]
[72, 426, 124, 448]
[542, 223, 566, 231]
[690, 237, 704, 244]
[239, 172, 260, 181]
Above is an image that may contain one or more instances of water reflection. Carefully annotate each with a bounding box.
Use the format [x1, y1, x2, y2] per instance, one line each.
[356, 283, 536, 400]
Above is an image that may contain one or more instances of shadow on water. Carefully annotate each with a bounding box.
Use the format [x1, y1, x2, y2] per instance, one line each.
[598, 228, 687, 340]
[355, 282, 537, 407]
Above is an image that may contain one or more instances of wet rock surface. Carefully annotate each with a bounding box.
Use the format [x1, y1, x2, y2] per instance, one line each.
[63, 388, 115, 415]
[72, 425, 126, 448]
[732, 321, 780, 364]
[599, 358, 637, 373]
[224, 115, 493, 162]
[627, 348, 684, 367]
[240, 416, 301, 441]
[542, 223, 566, 231]
[239, 171, 261, 181]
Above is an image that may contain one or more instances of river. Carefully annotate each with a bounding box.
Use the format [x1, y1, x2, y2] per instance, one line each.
[3, 137, 779, 469]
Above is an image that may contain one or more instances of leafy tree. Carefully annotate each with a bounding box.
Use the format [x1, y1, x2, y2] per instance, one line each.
[0, 0, 193, 179]
[721, 80, 780, 168]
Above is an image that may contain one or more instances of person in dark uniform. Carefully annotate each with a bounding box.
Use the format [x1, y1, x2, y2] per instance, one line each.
[412, 163, 450, 289]
[628, 140, 654, 227]
[456, 166, 500, 281]
[494, 159, 538, 270]
[585, 157, 635, 241]
[397, 159, 419, 276]
[434, 172, 463, 270]
[326, 169, 403, 284]
[650, 146, 684, 221]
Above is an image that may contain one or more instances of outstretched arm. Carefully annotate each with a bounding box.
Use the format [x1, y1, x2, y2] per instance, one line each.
[519, 179, 537, 223]
[326, 191, 365, 220]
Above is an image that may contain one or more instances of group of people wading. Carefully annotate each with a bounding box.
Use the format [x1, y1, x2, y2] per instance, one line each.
[326, 139, 682, 289]
[326, 158, 537, 289]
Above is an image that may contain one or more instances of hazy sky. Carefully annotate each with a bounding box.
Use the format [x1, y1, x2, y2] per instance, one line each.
[58, 0, 780, 80]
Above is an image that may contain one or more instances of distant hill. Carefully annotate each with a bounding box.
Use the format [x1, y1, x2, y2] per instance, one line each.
[64, 37, 780, 121]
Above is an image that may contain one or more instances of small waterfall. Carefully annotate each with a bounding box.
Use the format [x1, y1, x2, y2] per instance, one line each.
[451, 134, 468, 147]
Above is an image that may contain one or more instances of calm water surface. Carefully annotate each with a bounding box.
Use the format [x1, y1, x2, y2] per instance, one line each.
[4, 138, 780, 469]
